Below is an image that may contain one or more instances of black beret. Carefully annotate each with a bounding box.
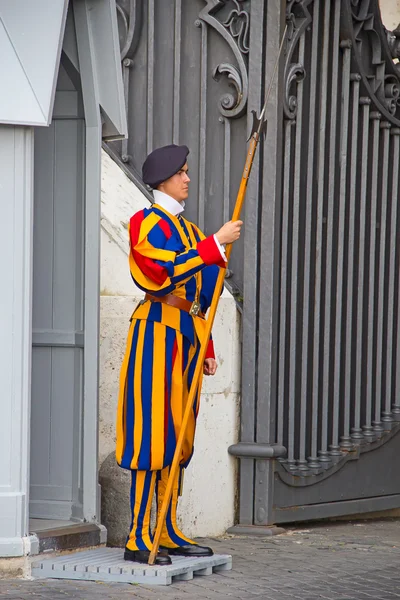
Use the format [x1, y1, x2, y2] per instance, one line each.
[142, 144, 190, 188]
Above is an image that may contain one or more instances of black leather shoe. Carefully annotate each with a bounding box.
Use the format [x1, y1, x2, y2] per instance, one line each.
[163, 544, 213, 557]
[124, 548, 172, 565]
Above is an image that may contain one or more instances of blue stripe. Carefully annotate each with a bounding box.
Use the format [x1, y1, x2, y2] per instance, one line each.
[191, 224, 201, 243]
[171, 264, 203, 285]
[163, 467, 195, 546]
[148, 300, 162, 322]
[155, 258, 174, 275]
[152, 207, 180, 235]
[147, 221, 168, 248]
[163, 327, 177, 467]
[200, 264, 219, 310]
[174, 249, 198, 265]
[138, 322, 154, 470]
[182, 335, 191, 373]
[180, 312, 195, 345]
[127, 470, 137, 545]
[121, 321, 140, 469]
[179, 218, 192, 244]
[135, 471, 153, 550]
[184, 277, 196, 303]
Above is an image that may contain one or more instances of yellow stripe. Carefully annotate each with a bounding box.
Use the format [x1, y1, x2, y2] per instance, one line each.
[173, 255, 203, 278]
[161, 303, 181, 331]
[171, 333, 184, 443]
[151, 323, 166, 469]
[135, 239, 176, 262]
[137, 211, 161, 243]
[147, 471, 157, 514]
[127, 470, 146, 547]
[130, 321, 146, 469]
[116, 319, 136, 464]
[129, 253, 172, 292]
[132, 300, 151, 321]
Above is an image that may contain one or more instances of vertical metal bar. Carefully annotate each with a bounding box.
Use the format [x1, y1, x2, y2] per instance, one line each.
[146, 0, 155, 154]
[376, 121, 392, 431]
[365, 111, 381, 439]
[391, 129, 400, 420]
[305, 0, 321, 470]
[254, 0, 285, 526]
[235, 0, 267, 527]
[331, 40, 351, 457]
[220, 117, 231, 224]
[278, 120, 293, 454]
[342, 73, 361, 449]
[289, 34, 305, 471]
[315, 0, 331, 467]
[173, 0, 182, 144]
[352, 97, 371, 443]
[121, 63, 131, 161]
[322, 0, 340, 461]
[198, 20, 207, 231]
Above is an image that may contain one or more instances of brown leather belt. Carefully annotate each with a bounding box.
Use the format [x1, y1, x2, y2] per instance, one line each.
[144, 293, 205, 318]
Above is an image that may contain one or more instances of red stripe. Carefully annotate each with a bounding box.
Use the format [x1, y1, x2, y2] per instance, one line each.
[129, 210, 145, 248]
[164, 367, 168, 455]
[205, 339, 215, 359]
[158, 218, 172, 239]
[197, 235, 226, 267]
[130, 211, 169, 285]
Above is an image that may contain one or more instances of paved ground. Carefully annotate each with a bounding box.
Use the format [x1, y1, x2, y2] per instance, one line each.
[2, 519, 400, 599]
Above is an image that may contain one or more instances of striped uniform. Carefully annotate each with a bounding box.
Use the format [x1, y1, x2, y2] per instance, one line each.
[116, 202, 225, 550]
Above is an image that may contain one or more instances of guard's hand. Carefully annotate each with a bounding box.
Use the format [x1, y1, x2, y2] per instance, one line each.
[204, 358, 217, 376]
[215, 220, 243, 245]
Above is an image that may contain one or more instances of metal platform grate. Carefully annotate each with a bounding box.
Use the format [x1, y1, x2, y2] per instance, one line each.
[31, 547, 232, 585]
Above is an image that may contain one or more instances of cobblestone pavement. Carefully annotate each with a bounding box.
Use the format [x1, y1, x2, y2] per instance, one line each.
[2, 519, 400, 599]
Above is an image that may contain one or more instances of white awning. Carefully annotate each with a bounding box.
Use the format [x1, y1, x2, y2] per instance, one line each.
[0, 0, 127, 140]
[0, 0, 69, 126]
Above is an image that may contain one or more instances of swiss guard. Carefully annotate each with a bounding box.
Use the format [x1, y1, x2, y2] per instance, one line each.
[116, 144, 242, 565]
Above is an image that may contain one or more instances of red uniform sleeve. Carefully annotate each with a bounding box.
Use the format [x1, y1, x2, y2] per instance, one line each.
[205, 339, 215, 360]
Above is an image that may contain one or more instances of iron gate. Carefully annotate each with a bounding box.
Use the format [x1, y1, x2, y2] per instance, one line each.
[270, 0, 400, 523]
[108, 0, 400, 526]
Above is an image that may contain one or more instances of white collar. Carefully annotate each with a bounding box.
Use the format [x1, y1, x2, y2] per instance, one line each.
[153, 190, 185, 216]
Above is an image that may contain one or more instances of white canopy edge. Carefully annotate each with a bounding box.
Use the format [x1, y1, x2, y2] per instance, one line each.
[0, 0, 68, 126]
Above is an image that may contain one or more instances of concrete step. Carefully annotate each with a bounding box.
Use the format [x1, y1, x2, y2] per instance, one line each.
[31, 521, 106, 554]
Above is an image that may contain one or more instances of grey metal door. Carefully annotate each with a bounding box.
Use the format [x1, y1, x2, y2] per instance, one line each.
[30, 63, 85, 521]
[268, 0, 400, 523]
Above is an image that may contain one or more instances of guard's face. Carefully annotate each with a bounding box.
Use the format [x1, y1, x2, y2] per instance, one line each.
[158, 163, 190, 203]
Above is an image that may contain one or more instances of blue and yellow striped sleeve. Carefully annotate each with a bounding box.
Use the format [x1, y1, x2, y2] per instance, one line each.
[129, 209, 225, 295]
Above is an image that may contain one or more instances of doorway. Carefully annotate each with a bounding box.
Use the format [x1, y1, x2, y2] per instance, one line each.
[30, 61, 86, 536]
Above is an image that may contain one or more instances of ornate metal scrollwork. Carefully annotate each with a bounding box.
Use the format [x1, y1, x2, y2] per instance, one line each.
[116, 0, 142, 61]
[342, 0, 400, 125]
[115, 1, 143, 163]
[199, 1, 250, 119]
[283, 0, 313, 120]
[222, 1, 249, 55]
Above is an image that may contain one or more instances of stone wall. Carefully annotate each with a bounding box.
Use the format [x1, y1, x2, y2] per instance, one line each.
[98, 151, 241, 545]
[380, 0, 400, 29]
